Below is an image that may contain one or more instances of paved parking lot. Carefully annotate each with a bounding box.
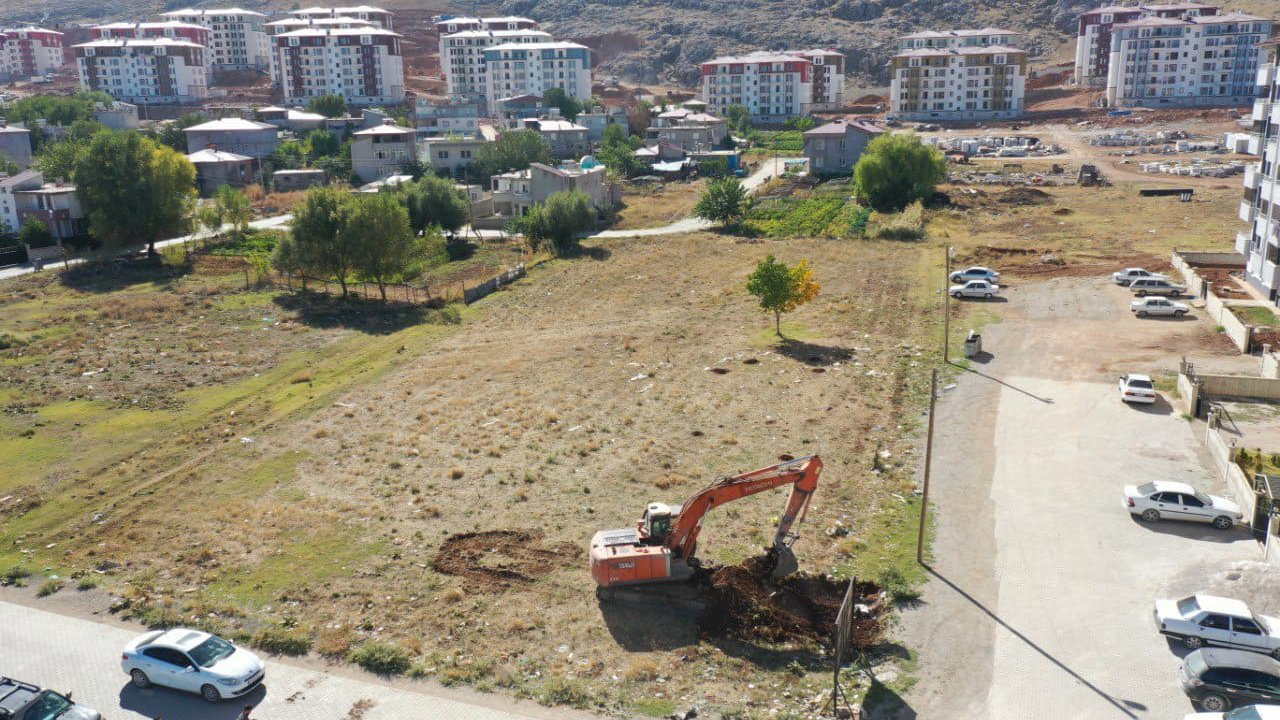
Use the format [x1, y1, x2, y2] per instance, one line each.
[901, 277, 1279, 719]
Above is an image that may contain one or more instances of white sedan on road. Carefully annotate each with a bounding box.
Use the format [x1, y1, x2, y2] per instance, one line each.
[122, 628, 265, 702]
[1123, 480, 1242, 529]
[949, 266, 1000, 284]
[1114, 267, 1169, 286]
[1132, 297, 1190, 318]
[1156, 594, 1280, 658]
[1119, 373, 1157, 404]
[1185, 705, 1280, 720]
[949, 279, 1000, 299]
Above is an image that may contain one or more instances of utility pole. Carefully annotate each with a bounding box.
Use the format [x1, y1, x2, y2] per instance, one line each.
[943, 245, 952, 362]
[917, 368, 938, 566]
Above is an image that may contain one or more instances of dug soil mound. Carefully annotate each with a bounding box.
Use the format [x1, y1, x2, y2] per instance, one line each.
[700, 556, 885, 646]
[1000, 187, 1054, 206]
[432, 530, 579, 592]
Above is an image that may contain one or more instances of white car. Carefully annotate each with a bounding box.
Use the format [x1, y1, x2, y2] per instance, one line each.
[1114, 267, 1169, 286]
[950, 266, 1000, 284]
[1123, 480, 1242, 529]
[1118, 373, 1157, 404]
[1132, 297, 1190, 318]
[949, 280, 1000, 299]
[1156, 595, 1280, 658]
[122, 628, 264, 703]
[1186, 704, 1280, 720]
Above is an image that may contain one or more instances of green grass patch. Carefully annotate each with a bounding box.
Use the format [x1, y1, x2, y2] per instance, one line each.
[207, 230, 283, 258]
[836, 494, 931, 592]
[1236, 448, 1280, 477]
[633, 698, 676, 717]
[747, 196, 847, 237]
[750, 321, 821, 348]
[207, 528, 386, 609]
[1231, 305, 1280, 327]
[348, 642, 412, 675]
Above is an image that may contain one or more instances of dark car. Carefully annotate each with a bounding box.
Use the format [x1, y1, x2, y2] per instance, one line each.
[1181, 648, 1280, 712]
[0, 677, 100, 720]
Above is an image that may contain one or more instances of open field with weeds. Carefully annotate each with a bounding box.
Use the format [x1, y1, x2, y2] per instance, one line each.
[611, 179, 708, 230]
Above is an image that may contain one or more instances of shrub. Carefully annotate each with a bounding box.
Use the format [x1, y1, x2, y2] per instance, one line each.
[2, 566, 31, 586]
[76, 577, 98, 591]
[539, 676, 592, 708]
[252, 626, 313, 656]
[315, 627, 355, 658]
[36, 579, 63, 597]
[348, 642, 412, 675]
[869, 200, 925, 241]
[624, 658, 659, 682]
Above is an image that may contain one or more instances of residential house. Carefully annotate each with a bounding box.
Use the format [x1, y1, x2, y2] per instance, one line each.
[414, 96, 481, 137]
[15, 181, 88, 257]
[646, 113, 728, 151]
[491, 160, 609, 218]
[575, 106, 629, 143]
[350, 123, 417, 183]
[635, 142, 687, 167]
[802, 119, 883, 175]
[0, 169, 43, 236]
[73, 38, 208, 104]
[483, 41, 592, 111]
[523, 118, 590, 159]
[188, 148, 256, 196]
[424, 137, 487, 177]
[272, 168, 326, 191]
[184, 117, 279, 158]
[889, 29, 1027, 121]
[1074, 3, 1218, 86]
[94, 101, 139, 130]
[160, 8, 270, 71]
[492, 93, 545, 128]
[701, 52, 813, 123]
[0, 123, 33, 169]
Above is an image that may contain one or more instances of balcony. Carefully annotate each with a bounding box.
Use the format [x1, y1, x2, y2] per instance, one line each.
[1273, 103, 1280, 126]
[1249, 134, 1264, 156]
[1259, 62, 1277, 89]
[1238, 230, 1251, 255]
[1254, 99, 1267, 122]
[1241, 200, 1256, 223]
[1246, 163, 1261, 190]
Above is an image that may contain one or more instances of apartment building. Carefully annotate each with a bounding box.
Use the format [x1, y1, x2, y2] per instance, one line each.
[1105, 12, 1273, 108]
[482, 42, 592, 111]
[1238, 39, 1280, 300]
[289, 6, 394, 31]
[93, 21, 211, 47]
[0, 27, 64, 81]
[788, 49, 845, 111]
[1074, 3, 1219, 86]
[441, 28, 552, 101]
[265, 16, 375, 86]
[274, 26, 405, 106]
[160, 8, 270, 71]
[889, 29, 1027, 121]
[414, 96, 481, 136]
[701, 51, 813, 123]
[73, 38, 208, 105]
[434, 16, 538, 35]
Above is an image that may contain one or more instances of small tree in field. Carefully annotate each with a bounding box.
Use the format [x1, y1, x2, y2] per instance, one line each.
[854, 133, 947, 212]
[694, 177, 748, 228]
[746, 255, 821, 337]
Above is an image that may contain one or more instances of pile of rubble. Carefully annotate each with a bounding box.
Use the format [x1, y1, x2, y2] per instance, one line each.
[925, 135, 1064, 158]
[949, 169, 1074, 187]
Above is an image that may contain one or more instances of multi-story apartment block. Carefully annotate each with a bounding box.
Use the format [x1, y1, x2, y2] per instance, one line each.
[289, 6, 393, 31]
[442, 28, 551, 102]
[274, 27, 405, 106]
[482, 42, 592, 111]
[0, 27, 64, 81]
[73, 38, 208, 105]
[889, 29, 1027, 121]
[1074, 3, 1220, 86]
[93, 21, 211, 47]
[1238, 39, 1280, 300]
[787, 49, 845, 111]
[265, 16, 375, 87]
[434, 16, 538, 35]
[701, 52, 813, 123]
[1105, 12, 1272, 108]
[414, 96, 481, 136]
[160, 8, 269, 71]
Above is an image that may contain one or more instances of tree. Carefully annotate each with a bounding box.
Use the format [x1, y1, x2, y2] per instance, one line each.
[725, 105, 751, 135]
[344, 192, 417, 302]
[214, 185, 252, 240]
[403, 175, 469, 236]
[784, 116, 816, 132]
[854, 133, 947, 212]
[142, 145, 198, 255]
[18, 219, 51, 248]
[307, 94, 347, 118]
[153, 113, 206, 152]
[474, 130, 552, 176]
[288, 186, 356, 297]
[305, 128, 341, 157]
[694, 177, 748, 228]
[35, 137, 92, 179]
[745, 255, 821, 336]
[543, 87, 583, 121]
[513, 190, 594, 255]
[598, 123, 642, 179]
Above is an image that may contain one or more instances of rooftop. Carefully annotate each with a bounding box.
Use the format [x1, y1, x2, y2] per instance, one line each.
[187, 148, 253, 163]
[484, 41, 589, 51]
[276, 26, 401, 38]
[902, 27, 1018, 39]
[185, 118, 277, 132]
[703, 51, 808, 65]
[354, 123, 415, 136]
[73, 37, 205, 49]
[0, 170, 41, 188]
[161, 7, 267, 17]
[265, 17, 376, 27]
[804, 119, 885, 136]
[94, 20, 208, 31]
[894, 45, 1028, 57]
[528, 119, 587, 132]
[290, 5, 390, 14]
[1189, 11, 1269, 23]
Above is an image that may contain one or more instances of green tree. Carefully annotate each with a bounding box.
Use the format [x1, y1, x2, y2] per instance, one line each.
[725, 105, 751, 135]
[35, 137, 92, 179]
[74, 133, 196, 255]
[307, 94, 347, 118]
[0, 152, 18, 177]
[143, 145, 198, 255]
[287, 186, 356, 297]
[474, 129, 551, 176]
[18, 219, 51, 248]
[214, 184, 252, 240]
[598, 123, 642, 179]
[745, 255, 822, 336]
[543, 87, 583, 121]
[305, 128, 341, 157]
[854, 133, 947, 212]
[152, 112, 206, 152]
[784, 116, 816, 132]
[514, 190, 594, 256]
[694, 177, 749, 228]
[403, 175, 469, 236]
[344, 192, 417, 302]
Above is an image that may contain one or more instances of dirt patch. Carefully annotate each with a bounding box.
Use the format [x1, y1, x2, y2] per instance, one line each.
[999, 187, 1054, 206]
[700, 556, 885, 646]
[432, 530, 579, 592]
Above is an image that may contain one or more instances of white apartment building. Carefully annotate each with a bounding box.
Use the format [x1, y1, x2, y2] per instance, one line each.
[265, 16, 375, 87]
[1238, 39, 1280, 299]
[442, 28, 551, 101]
[1073, 4, 1221, 86]
[701, 51, 813, 123]
[1105, 12, 1273, 108]
[274, 26, 404, 106]
[889, 29, 1027, 121]
[434, 16, 538, 35]
[482, 41, 592, 111]
[289, 6, 393, 31]
[0, 27, 64, 81]
[787, 49, 845, 111]
[73, 38, 208, 105]
[93, 21, 211, 70]
[160, 8, 270, 71]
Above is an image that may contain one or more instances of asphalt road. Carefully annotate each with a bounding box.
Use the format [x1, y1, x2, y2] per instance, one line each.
[0, 597, 595, 720]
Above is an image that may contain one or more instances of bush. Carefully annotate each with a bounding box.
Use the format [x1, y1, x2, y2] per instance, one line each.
[855, 133, 947, 211]
[539, 676, 592, 708]
[2, 566, 31, 586]
[0, 333, 28, 350]
[252, 626, 313, 656]
[76, 577, 97, 591]
[36, 579, 63, 597]
[348, 642, 412, 675]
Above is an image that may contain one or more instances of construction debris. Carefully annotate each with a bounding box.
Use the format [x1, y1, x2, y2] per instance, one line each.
[1139, 159, 1247, 178]
[926, 134, 1064, 158]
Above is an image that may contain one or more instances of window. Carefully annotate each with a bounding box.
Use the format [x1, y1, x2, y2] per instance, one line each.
[143, 647, 192, 667]
[1200, 615, 1231, 630]
[1234, 618, 1263, 635]
[1180, 494, 1205, 508]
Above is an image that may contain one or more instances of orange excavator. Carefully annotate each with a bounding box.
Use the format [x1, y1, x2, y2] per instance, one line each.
[589, 455, 822, 596]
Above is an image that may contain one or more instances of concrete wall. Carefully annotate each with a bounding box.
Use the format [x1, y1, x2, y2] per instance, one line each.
[1178, 371, 1200, 416]
[1200, 285, 1253, 353]
[1205, 424, 1259, 523]
[1199, 374, 1280, 401]
[1264, 348, 1280, 379]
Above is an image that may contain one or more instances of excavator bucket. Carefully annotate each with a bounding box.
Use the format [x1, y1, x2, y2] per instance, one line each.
[767, 545, 799, 579]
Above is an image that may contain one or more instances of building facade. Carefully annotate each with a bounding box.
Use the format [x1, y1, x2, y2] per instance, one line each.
[803, 119, 882, 175]
[424, 137, 488, 177]
[1239, 39, 1280, 299]
[491, 161, 607, 218]
[187, 148, 255, 196]
[701, 52, 813, 123]
[289, 6, 394, 31]
[93, 21, 211, 48]
[160, 8, 270, 71]
[1105, 13, 1273, 108]
[789, 49, 845, 111]
[15, 181, 88, 248]
[889, 29, 1027, 121]
[266, 16, 374, 86]
[0, 27, 64, 81]
[414, 96, 481, 136]
[274, 27, 404, 106]
[73, 38, 208, 104]
[350, 123, 417, 182]
[482, 42, 592, 111]
[441, 28, 551, 101]
[183, 117, 279, 157]
[0, 169, 43, 236]
[1074, 3, 1220, 86]
[0, 124, 33, 169]
[435, 16, 538, 35]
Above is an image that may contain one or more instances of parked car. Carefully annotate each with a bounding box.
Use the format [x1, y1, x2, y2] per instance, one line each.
[1114, 267, 1169, 286]
[1184, 704, 1280, 720]
[949, 266, 1001, 284]
[949, 279, 1000, 299]
[1132, 297, 1190, 318]
[1123, 480, 1242, 529]
[1157, 595, 1280, 657]
[1180, 648, 1280, 711]
[0, 677, 100, 720]
[122, 628, 265, 703]
[1118, 373, 1157, 404]
[1130, 277, 1187, 297]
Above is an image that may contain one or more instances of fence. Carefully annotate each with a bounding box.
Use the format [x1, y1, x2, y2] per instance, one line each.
[278, 265, 528, 306]
[463, 264, 526, 304]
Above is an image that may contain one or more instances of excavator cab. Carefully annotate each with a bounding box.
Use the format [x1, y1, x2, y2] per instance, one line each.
[641, 502, 676, 544]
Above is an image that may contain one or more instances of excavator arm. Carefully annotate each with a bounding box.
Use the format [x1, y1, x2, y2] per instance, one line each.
[665, 455, 822, 574]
